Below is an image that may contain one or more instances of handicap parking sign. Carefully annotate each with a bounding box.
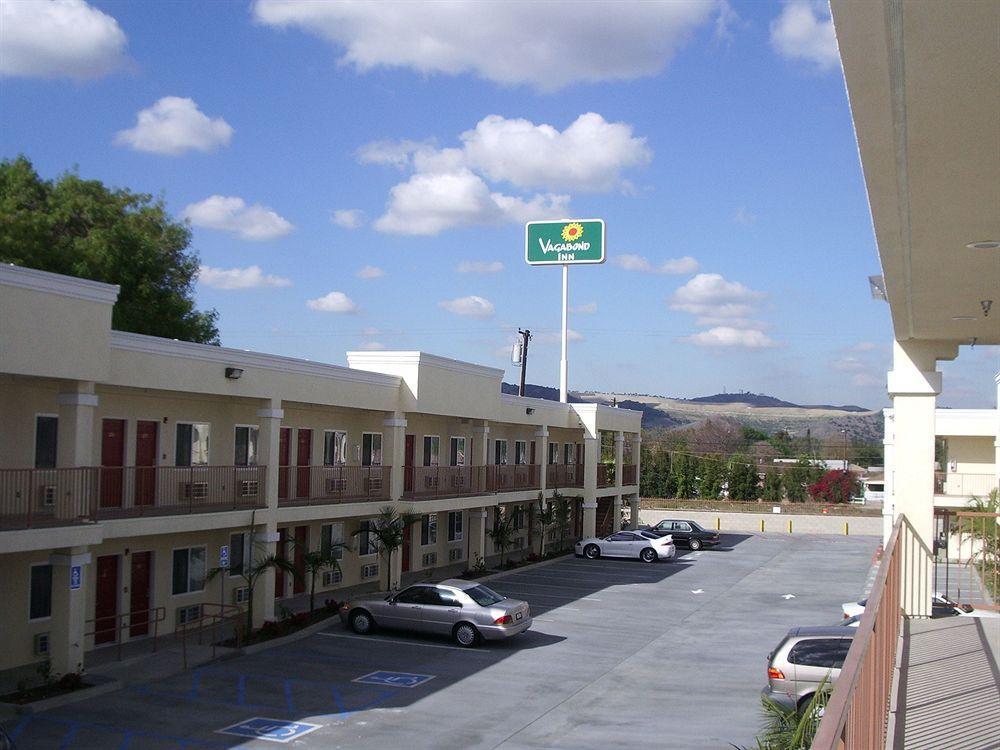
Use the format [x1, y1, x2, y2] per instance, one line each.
[69, 565, 82, 590]
[217, 718, 322, 744]
[353, 670, 435, 689]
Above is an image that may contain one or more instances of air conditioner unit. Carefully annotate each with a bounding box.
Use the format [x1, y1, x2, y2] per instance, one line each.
[233, 587, 250, 605]
[322, 569, 343, 586]
[451, 475, 466, 488]
[366, 476, 382, 492]
[38, 486, 56, 506]
[448, 548, 463, 562]
[180, 482, 208, 500]
[422, 552, 437, 567]
[424, 475, 439, 489]
[325, 478, 348, 494]
[33, 632, 49, 656]
[239, 480, 259, 498]
[361, 563, 379, 579]
[176, 604, 201, 625]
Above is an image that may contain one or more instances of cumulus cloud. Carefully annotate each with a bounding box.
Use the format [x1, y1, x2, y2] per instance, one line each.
[683, 327, 777, 349]
[832, 356, 866, 372]
[439, 295, 495, 318]
[0, 0, 128, 79]
[356, 265, 385, 279]
[770, 2, 840, 71]
[114, 97, 233, 156]
[457, 260, 504, 274]
[360, 341, 386, 351]
[198, 265, 292, 290]
[252, 0, 719, 91]
[182, 195, 293, 241]
[332, 209, 364, 229]
[570, 302, 598, 314]
[357, 140, 432, 169]
[615, 254, 700, 274]
[306, 291, 358, 313]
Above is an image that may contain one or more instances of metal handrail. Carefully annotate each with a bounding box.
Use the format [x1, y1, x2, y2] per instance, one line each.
[85, 606, 167, 661]
[175, 602, 244, 669]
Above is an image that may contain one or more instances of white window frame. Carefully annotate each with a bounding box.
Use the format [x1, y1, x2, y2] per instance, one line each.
[28, 562, 53, 622]
[423, 435, 440, 467]
[494, 439, 508, 466]
[175, 422, 210, 467]
[362, 432, 383, 467]
[233, 424, 259, 467]
[565, 442, 576, 465]
[549, 442, 560, 465]
[514, 440, 527, 465]
[449, 436, 466, 467]
[448, 511, 463, 542]
[421, 514, 438, 546]
[323, 430, 348, 466]
[321, 522, 345, 560]
[171, 545, 207, 596]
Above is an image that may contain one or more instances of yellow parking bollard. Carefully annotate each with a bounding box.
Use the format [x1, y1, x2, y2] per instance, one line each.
[845, 521, 849, 536]
[788, 519, 793, 534]
[716, 517, 721, 531]
[760, 518, 765, 533]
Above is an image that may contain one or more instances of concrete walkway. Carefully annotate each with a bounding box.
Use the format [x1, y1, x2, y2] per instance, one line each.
[892, 617, 1000, 750]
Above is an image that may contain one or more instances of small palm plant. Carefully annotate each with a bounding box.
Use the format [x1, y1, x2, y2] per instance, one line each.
[301, 547, 343, 613]
[533, 493, 556, 557]
[488, 507, 519, 568]
[354, 505, 418, 591]
[552, 492, 571, 550]
[733, 675, 830, 750]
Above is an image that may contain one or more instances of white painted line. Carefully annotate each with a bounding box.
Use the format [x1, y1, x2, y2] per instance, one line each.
[691, 589, 704, 594]
[317, 632, 472, 652]
[782, 594, 796, 600]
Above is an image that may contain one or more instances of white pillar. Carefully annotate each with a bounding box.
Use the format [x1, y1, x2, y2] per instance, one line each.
[882, 409, 896, 543]
[629, 494, 641, 529]
[614, 432, 624, 489]
[612, 494, 622, 532]
[582, 436, 598, 537]
[383, 413, 407, 500]
[535, 427, 549, 493]
[48, 548, 91, 676]
[474, 423, 490, 466]
[633, 434, 642, 489]
[994, 372, 1000, 490]
[56, 385, 98, 521]
[468, 509, 488, 566]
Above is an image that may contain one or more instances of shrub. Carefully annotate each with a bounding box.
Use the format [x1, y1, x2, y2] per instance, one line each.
[808, 470, 860, 504]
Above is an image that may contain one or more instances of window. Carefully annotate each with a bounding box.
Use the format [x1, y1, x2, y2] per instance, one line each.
[494, 439, 508, 465]
[423, 436, 440, 467]
[176, 423, 210, 466]
[788, 639, 852, 669]
[324, 431, 348, 466]
[362, 433, 382, 467]
[421, 514, 438, 546]
[172, 547, 207, 595]
[514, 440, 527, 465]
[358, 520, 376, 556]
[234, 426, 258, 466]
[434, 588, 462, 607]
[548, 442, 559, 465]
[564, 443, 576, 465]
[228, 533, 249, 577]
[465, 585, 503, 606]
[448, 511, 463, 542]
[449, 437, 466, 467]
[512, 505, 526, 530]
[29, 564, 52, 620]
[321, 522, 345, 560]
[34, 416, 58, 469]
[610, 532, 635, 542]
[674, 522, 692, 532]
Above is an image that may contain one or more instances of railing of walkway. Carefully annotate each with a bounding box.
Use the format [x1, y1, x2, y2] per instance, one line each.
[813, 514, 930, 749]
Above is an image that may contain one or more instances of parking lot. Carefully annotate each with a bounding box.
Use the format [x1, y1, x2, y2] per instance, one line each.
[4, 531, 879, 749]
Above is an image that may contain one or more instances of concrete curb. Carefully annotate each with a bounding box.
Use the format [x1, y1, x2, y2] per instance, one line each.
[237, 613, 342, 656]
[0, 674, 120, 716]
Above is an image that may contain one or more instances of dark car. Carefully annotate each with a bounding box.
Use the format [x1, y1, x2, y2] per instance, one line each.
[641, 519, 720, 550]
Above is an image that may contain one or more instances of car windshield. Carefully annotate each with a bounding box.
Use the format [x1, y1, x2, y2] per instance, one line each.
[464, 585, 505, 607]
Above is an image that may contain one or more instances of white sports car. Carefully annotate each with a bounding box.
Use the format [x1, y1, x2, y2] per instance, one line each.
[575, 530, 676, 563]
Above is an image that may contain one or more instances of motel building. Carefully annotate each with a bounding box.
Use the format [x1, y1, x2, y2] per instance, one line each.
[0, 262, 641, 679]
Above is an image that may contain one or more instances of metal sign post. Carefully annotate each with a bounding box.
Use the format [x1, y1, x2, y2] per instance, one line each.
[525, 219, 605, 403]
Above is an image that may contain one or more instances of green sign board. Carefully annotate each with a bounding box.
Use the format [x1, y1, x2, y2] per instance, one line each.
[525, 219, 605, 265]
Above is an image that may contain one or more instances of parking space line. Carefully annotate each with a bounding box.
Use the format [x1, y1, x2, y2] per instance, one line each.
[317, 631, 482, 652]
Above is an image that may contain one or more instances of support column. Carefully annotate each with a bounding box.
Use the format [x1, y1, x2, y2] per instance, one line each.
[535, 427, 549, 494]
[582, 436, 598, 538]
[474, 423, 490, 466]
[614, 431, 624, 490]
[468, 509, 488, 566]
[253, 399, 283, 628]
[56, 384, 98, 521]
[633, 434, 642, 488]
[882, 409, 896, 544]
[994, 373, 1000, 490]
[612, 494, 622, 533]
[48, 548, 91, 675]
[629, 494, 641, 529]
[383, 412, 407, 501]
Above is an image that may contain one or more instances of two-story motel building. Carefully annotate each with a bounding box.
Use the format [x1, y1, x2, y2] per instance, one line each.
[0, 263, 642, 678]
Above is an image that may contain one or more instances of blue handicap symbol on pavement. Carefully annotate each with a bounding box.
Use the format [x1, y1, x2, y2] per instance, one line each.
[352, 670, 436, 688]
[217, 717, 322, 743]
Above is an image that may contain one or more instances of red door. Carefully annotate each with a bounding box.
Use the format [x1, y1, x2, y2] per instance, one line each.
[95, 555, 119, 644]
[100, 419, 126, 508]
[278, 428, 291, 500]
[296, 430, 312, 499]
[402, 524, 411, 573]
[134, 421, 158, 507]
[274, 528, 288, 597]
[129, 551, 152, 637]
[404, 435, 415, 493]
[293, 526, 307, 594]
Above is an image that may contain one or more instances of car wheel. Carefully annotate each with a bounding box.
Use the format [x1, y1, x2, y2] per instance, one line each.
[349, 610, 374, 635]
[688, 538, 702, 551]
[453, 622, 480, 647]
[640, 548, 657, 563]
[797, 693, 826, 721]
[584, 544, 601, 559]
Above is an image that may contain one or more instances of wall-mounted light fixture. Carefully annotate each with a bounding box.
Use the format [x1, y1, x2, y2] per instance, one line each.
[526, 407, 535, 415]
[225, 367, 244, 380]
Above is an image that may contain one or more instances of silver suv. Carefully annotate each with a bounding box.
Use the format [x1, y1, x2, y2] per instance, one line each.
[762, 626, 855, 712]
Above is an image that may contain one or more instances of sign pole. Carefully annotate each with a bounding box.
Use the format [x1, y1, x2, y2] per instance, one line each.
[560, 263, 569, 403]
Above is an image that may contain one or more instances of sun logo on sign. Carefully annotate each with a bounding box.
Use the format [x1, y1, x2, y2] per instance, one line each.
[561, 222, 584, 242]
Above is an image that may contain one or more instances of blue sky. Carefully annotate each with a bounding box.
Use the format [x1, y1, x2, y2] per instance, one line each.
[3, 0, 997, 409]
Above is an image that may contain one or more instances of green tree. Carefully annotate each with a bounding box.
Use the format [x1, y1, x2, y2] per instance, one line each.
[672, 453, 699, 499]
[488, 507, 519, 568]
[852, 442, 883, 467]
[354, 506, 418, 591]
[698, 457, 724, 500]
[551, 492, 572, 550]
[533, 493, 556, 557]
[301, 548, 343, 614]
[727, 455, 760, 501]
[762, 468, 784, 503]
[784, 458, 823, 502]
[0, 155, 219, 343]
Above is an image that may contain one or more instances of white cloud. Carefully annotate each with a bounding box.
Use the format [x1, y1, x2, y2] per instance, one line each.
[253, 0, 719, 91]
[361, 327, 381, 336]
[569, 302, 598, 314]
[770, 2, 840, 71]
[853, 342, 879, 352]
[670, 273, 766, 317]
[332, 209, 364, 229]
[374, 169, 568, 235]
[198, 265, 291, 290]
[851, 373, 881, 388]
[537, 329, 584, 344]
[832, 356, 866, 372]
[0, 0, 127, 79]
[114, 97, 233, 156]
[357, 139, 431, 169]
[614, 254, 700, 274]
[733, 206, 757, 225]
[439, 295, 495, 318]
[306, 291, 358, 313]
[356, 265, 385, 279]
[182, 195, 293, 241]
[457, 260, 504, 274]
[684, 327, 778, 349]
[695, 316, 768, 330]
[360, 341, 386, 351]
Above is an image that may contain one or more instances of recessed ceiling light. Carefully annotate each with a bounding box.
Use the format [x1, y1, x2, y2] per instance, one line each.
[966, 240, 1000, 249]
[952, 316, 976, 320]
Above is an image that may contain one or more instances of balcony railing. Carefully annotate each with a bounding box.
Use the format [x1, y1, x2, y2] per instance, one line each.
[546, 464, 583, 489]
[934, 471, 998, 498]
[402, 464, 542, 500]
[622, 464, 637, 486]
[492, 464, 541, 493]
[597, 463, 615, 488]
[278, 465, 390, 506]
[0, 466, 266, 529]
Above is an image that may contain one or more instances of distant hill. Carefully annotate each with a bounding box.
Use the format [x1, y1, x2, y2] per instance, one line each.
[687, 392, 870, 413]
[500, 382, 584, 403]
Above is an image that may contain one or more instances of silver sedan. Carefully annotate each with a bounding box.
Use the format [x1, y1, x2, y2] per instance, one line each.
[575, 530, 676, 562]
[339, 579, 531, 647]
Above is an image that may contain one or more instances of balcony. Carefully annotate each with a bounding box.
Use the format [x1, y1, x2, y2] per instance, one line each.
[277, 465, 390, 506]
[0, 466, 266, 529]
[622, 464, 637, 486]
[934, 471, 997, 499]
[402, 465, 541, 500]
[546, 464, 583, 489]
[597, 463, 615, 488]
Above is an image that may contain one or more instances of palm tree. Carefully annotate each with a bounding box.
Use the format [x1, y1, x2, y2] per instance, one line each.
[354, 505, 418, 591]
[301, 548, 343, 613]
[488, 508, 519, 568]
[957, 488, 999, 599]
[552, 492, 571, 550]
[533, 493, 556, 557]
[732, 675, 830, 750]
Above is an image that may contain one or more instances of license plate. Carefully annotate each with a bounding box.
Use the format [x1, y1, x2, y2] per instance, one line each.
[515, 612, 523, 621]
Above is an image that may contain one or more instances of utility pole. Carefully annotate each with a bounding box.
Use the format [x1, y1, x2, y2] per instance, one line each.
[518, 329, 532, 397]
